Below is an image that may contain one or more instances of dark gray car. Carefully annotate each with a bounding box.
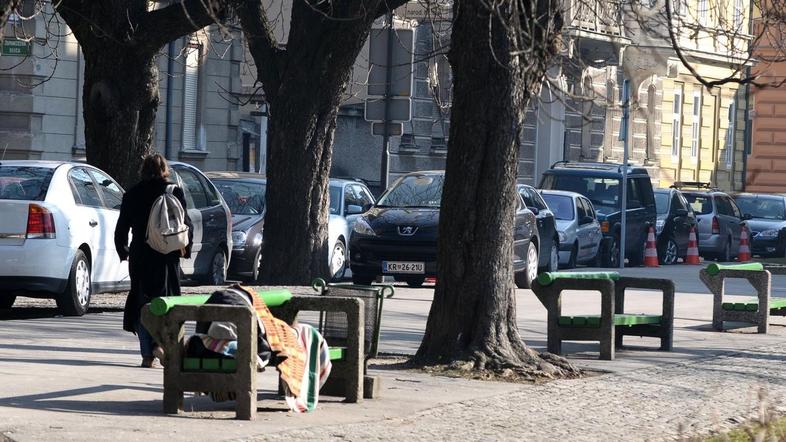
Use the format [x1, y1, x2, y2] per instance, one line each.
[733, 193, 786, 257]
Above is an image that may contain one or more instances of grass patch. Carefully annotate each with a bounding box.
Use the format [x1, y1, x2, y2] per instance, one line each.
[702, 416, 786, 441]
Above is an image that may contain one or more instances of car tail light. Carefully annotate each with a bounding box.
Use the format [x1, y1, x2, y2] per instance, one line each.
[600, 221, 609, 233]
[711, 216, 720, 235]
[26, 204, 56, 239]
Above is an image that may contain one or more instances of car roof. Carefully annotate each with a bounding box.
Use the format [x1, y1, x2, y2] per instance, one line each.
[654, 188, 676, 194]
[0, 160, 78, 169]
[545, 161, 650, 177]
[205, 171, 266, 180]
[540, 189, 583, 199]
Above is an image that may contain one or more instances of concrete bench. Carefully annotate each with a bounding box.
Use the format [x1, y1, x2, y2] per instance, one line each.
[531, 273, 675, 360]
[140, 291, 363, 420]
[699, 263, 774, 333]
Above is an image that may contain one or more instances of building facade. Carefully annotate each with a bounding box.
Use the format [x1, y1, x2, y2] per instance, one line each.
[0, 3, 244, 172]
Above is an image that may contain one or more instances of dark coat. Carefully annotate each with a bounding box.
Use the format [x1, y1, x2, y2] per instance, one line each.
[114, 178, 194, 333]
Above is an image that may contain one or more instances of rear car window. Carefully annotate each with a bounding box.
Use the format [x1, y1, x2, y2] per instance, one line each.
[541, 174, 621, 215]
[0, 166, 54, 201]
[654, 192, 669, 215]
[214, 179, 266, 215]
[684, 194, 713, 215]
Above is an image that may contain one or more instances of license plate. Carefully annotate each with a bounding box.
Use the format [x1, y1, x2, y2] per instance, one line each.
[382, 261, 425, 274]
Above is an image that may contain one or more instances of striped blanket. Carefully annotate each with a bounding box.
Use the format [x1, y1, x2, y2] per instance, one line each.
[284, 323, 332, 413]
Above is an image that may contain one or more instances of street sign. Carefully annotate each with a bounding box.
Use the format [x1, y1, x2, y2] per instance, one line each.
[364, 97, 411, 122]
[2, 39, 30, 56]
[368, 26, 415, 97]
[372, 122, 403, 136]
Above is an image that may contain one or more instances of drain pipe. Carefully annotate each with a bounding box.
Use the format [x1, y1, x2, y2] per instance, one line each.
[164, 41, 176, 159]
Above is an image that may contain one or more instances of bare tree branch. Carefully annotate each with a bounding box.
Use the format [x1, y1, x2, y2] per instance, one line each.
[141, 0, 226, 52]
[231, 0, 284, 97]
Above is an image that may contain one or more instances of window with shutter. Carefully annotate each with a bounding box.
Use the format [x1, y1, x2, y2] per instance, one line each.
[182, 41, 201, 151]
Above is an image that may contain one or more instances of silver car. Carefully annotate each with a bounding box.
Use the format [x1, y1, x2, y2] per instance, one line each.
[540, 190, 603, 268]
[678, 184, 743, 262]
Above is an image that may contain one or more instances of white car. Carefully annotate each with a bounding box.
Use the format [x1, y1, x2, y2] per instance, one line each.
[0, 161, 130, 315]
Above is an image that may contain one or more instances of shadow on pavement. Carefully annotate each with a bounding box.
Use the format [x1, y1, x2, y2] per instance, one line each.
[0, 343, 138, 356]
[0, 307, 122, 320]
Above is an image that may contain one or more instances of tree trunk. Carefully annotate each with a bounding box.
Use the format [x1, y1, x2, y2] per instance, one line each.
[80, 46, 158, 187]
[414, 0, 575, 377]
[255, 2, 374, 285]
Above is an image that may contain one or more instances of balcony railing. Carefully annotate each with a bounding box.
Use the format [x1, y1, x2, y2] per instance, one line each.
[564, 0, 624, 38]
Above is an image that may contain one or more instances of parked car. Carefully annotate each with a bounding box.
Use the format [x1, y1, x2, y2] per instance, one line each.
[207, 173, 375, 282]
[733, 193, 786, 257]
[539, 162, 657, 267]
[676, 182, 742, 262]
[540, 190, 603, 268]
[205, 172, 266, 282]
[0, 160, 129, 315]
[517, 184, 559, 272]
[653, 188, 697, 265]
[169, 162, 233, 284]
[349, 171, 540, 288]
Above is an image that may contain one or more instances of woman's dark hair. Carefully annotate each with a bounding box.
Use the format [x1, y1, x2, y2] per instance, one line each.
[139, 153, 170, 181]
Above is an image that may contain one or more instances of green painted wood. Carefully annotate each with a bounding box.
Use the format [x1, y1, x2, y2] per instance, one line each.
[537, 271, 620, 286]
[557, 314, 661, 327]
[150, 289, 293, 316]
[182, 357, 237, 372]
[706, 262, 764, 276]
[721, 298, 786, 312]
[329, 347, 345, 360]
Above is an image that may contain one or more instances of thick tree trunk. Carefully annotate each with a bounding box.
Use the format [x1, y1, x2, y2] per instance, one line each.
[80, 47, 158, 187]
[254, 1, 374, 285]
[414, 0, 574, 377]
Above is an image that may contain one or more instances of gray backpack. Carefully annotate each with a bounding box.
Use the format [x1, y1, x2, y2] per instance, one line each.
[146, 184, 189, 254]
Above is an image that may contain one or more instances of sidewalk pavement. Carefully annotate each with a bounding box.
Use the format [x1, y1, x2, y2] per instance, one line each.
[2, 265, 786, 441]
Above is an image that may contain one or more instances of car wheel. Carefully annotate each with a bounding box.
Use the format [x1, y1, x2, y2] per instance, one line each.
[404, 276, 425, 288]
[515, 241, 539, 289]
[250, 247, 262, 283]
[57, 250, 91, 316]
[603, 237, 620, 268]
[547, 241, 559, 273]
[0, 295, 16, 309]
[209, 250, 227, 285]
[330, 240, 347, 281]
[352, 273, 375, 286]
[564, 243, 578, 269]
[659, 238, 679, 265]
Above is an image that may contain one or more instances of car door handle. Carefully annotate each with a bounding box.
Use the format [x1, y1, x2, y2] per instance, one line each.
[89, 220, 98, 227]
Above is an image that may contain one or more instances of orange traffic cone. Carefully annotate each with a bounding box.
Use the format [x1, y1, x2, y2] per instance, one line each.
[685, 226, 700, 265]
[644, 225, 659, 267]
[738, 225, 752, 262]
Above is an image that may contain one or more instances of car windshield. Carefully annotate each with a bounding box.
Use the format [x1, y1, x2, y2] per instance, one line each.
[683, 194, 713, 215]
[542, 194, 574, 220]
[329, 185, 341, 215]
[214, 179, 266, 215]
[545, 175, 620, 215]
[735, 197, 786, 220]
[654, 192, 670, 215]
[0, 166, 54, 201]
[377, 174, 444, 208]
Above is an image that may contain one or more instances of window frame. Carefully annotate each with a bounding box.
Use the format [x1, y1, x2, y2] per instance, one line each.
[725, 99, 736, 167]
[182, 39, 203, 151]
[86, 168, 124, 211]
[68, 167, 104, 208]
[672, 84, 683, 158]
[691, 90, 702, 159]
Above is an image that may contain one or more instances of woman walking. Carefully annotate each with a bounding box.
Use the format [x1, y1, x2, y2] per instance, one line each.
[115, 153, 193, 367]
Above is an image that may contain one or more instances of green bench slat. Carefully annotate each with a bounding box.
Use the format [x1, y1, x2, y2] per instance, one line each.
[558, 314, 662, 327]
[150, 289, 293, 316]
[537, 271, 620, 286]
[721, 298, 786, 312]
[328, 347, 345, 360]
[182, 357, 237, 372]
[706, 262, 764, 276]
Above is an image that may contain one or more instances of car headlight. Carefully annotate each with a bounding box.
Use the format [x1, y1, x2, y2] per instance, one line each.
[232, 231, 247, 248]
[757, 229, 780, 239]
[655, 219, 665, 234]
[352, 218, 376, 237]
[558, 231, 566, 243]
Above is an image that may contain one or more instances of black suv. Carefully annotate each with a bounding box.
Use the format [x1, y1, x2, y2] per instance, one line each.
[539, 162, 657, 267]
[349, 171, 540, 288]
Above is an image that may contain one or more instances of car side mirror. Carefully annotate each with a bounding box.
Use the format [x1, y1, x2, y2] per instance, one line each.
[580, 216, 594, 225]
[674, 208, 689, 217]
[346, 204, 363, 215]
[742, 213, 753, 220]
[527, 206, 539, 215]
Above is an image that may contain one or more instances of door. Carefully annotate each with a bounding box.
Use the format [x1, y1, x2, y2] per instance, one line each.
[346, 184, 374, 230]
[582, 198, 602, 259]
[670, 192, 692, 252]
[520, 186, 554, 266]
[67, 168, 104, 281]
[727, 196, 744, 254]
[512, 194, 529, 268]
[716, 195, 741, 254]
[624, 178, 648, 255]
[197, 172, 229, 259]
[575, 197, 597, 261]
[87, 168, 129, 288]
[171, 167, 205, 276]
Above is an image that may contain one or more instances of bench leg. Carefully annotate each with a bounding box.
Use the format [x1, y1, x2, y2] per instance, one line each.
[758, 315, 769, 334]
[235, 389, 256, 420]
[614, 331, 623, 349]
[163, 386, 183, 415]
[660, 327, 673, 351]
[547, 335, 561, 355]
[600, 333, 614, 361]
